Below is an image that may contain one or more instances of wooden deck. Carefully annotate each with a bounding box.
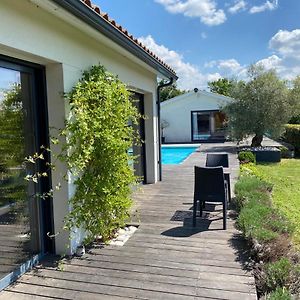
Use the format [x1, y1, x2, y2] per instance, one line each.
[0, 143, 257, 299]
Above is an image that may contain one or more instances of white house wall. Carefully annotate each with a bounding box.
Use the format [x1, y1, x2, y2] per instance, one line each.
[0, 0, 160, 254]
[161, 91, 229, 143]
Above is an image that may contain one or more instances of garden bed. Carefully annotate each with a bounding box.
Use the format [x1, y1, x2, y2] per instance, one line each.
[256, 160, 300, 247]
[234, 163, 300, 299]
[238, 146, 281, 163]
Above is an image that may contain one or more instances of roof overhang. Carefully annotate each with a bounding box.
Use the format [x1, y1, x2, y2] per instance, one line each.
[161, 90, 234, 107]
[50, 0, 178, 81]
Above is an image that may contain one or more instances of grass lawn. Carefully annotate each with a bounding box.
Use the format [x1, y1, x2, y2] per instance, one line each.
[256, 159, 300, 247]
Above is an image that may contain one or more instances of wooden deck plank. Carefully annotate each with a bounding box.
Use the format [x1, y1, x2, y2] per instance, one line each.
[37, 264, 253, 294]
[84, 249, 246, 269]
[0, 142, 257, 299]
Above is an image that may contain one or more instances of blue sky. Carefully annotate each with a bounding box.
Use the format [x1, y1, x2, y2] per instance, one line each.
[94, 0, 300, 90]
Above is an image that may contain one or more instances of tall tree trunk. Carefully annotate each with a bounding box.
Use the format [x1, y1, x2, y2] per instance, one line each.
[251, 134, 263, 147]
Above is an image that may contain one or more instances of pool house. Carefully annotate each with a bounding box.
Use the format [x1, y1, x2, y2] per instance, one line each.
[161, 89, 233, 143]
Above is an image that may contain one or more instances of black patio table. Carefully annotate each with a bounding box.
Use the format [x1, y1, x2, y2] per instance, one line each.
[223, 170, 231, 202]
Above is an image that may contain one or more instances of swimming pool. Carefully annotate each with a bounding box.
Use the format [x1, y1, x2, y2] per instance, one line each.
[162, 146, 199, 165]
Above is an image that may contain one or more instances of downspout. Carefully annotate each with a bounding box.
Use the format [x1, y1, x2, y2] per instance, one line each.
[157, 78, 174, 181]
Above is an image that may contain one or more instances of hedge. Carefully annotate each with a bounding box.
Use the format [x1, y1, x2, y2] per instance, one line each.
[283, 124, 300, 153]
[238, 151, 256, 164]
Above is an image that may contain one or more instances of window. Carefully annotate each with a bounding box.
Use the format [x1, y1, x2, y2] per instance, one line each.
[191, 110, 226, 141]
[0, 57, 53, 284]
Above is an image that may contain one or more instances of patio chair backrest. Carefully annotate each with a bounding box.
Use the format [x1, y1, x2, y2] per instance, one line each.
[194, 166, 226, 203]
[205, 153, 229, 168]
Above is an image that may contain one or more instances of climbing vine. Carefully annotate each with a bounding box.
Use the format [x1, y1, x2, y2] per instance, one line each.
[60, 65, 140, 242]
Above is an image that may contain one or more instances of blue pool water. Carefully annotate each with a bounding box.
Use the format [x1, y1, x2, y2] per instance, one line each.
[162, 146, 199, 165]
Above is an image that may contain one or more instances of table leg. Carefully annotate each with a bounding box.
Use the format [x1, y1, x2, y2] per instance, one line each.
[224, 173, 231, 202]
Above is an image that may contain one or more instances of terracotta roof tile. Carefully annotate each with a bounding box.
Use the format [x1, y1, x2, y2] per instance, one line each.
[79, 0, 176, 75]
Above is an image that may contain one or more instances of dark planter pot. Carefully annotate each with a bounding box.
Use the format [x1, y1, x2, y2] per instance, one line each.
[162, 136, 166, 144]
[253, 149, 281, 163]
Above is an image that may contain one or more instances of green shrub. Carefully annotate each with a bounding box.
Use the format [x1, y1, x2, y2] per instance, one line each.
[265, 258, 292, 291]
[235, 175, 291, 243]
[240, 162, 267, 180]
[62, 65, 140, 242]
[277, 146, 290, 158]
[238, 151, 256, 163]
[235, 173, 272, 209]
[237, 199, 278, 242]
[235, 164, 299, 297]
[288, 115, 300, 124]
[267, 287, 292, 300]
[283, 124, 300, 153]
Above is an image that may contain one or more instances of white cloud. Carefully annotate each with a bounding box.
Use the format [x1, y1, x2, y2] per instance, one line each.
[155, 0, 226, 26]
[256, 55, 282, 70]
[205, 58, 247, 78]
[204, 29, 300, 81]
[262, 29, 300, 79]
[139, 28, 300, 91]
[269, 29, 300, 59]
[255, 54, 300, 80]
[218, 59, 243, 72]
[249, 0, 278, 14]
[138, 35, 221, 89]
[255, 55, 287, 78]
[228, 0, 247, 14]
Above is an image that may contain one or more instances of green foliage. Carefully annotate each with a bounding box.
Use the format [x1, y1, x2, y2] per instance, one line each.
[238, 202, 279, 242]
[238, 151, 256, 164]
[159, 80, 186, 102]
[224, 65, 295, 146]
[236, 162, 300, 297]
[240, 162, 264, 179]
[235, 170, 291, 243]
[283, 124, 300, 153]
[62, 65, 140, 242]
[289, 76, 300, 117]
[265, 258, 292, 291]
[0, 84, 24, 168]
[207, 77, 235, 97]
[235, 171, 271, 208]
[0, 84, 27, 209]
[267, 287, 292, 300]
[288, 115, 300, 124]
[277, 146, 290, 158]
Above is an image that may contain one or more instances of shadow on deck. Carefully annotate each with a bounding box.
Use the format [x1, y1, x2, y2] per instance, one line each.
[0, 142, 257, 300]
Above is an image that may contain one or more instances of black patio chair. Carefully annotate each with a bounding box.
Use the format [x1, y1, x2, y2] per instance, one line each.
[193, 166, 228, 230]
[205, 153, 231, 202]
[205, 153, 229, 168]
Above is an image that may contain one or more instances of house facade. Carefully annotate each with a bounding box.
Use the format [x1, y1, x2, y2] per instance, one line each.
[0, 0, 176, 289]
[161, 89, 232, 143]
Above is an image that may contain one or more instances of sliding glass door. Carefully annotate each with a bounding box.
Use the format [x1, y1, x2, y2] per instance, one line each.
[191, 110, 227, 141]
[0, 58, 53, 283]
[191, 111, 211, 141]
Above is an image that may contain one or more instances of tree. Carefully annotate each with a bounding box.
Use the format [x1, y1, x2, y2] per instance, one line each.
[159, 80, 186, 102]
[208, 78, 235, 97]
[224, 65, 296, 147]
[288, 76, 300, 123]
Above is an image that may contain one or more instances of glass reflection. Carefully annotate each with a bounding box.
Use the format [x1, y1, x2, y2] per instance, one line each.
[0, 67, 34, 278]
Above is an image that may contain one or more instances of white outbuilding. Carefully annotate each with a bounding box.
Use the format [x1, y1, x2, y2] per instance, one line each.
[161, 89, 233, 143]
